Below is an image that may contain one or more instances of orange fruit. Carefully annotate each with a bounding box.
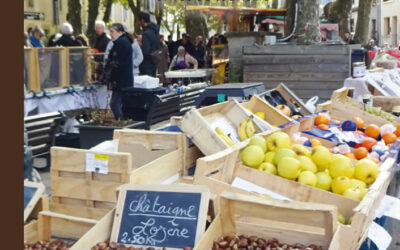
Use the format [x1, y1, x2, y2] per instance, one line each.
[362, 137, 378, 151]
[395, 124, 400, 137]
[314, 114, 330, 126]
[317, 124, 330, 130]
[310, 138, 322, 147]
[352, 117, 365, 129]
[365, 124, 380, 139]
[367, 157, 380, 164]
[344, 153, 356, 160]
[354, 147, 368, 160]
[382, 133, 397, 145]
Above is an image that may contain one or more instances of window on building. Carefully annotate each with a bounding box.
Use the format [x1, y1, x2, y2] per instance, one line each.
[384, 17, 391, 35]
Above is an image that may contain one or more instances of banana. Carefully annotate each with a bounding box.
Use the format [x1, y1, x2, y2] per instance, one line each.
[215, 127, 235, 146]
[245, 117, 256, 138]
[238, 119, 249, 141]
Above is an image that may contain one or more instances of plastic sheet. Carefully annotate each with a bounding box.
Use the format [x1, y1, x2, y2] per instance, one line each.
[38, 49, 61, 89]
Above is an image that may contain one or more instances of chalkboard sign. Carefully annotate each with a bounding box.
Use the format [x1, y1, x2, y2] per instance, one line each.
[110, 184, 210, 249]
[24, 181, 45, 222]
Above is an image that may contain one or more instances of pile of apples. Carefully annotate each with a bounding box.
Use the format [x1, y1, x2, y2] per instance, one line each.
[312, 114, 400, 163]
[240, 131, 380, 201]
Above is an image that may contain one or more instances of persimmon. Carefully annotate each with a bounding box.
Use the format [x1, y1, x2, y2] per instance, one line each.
[314, 114, 330, 126]
[344, 153, 357, 160]
[365, 124, 380, 139]
[354, 147, 368, 160]
[352, 117, 365, 129]
[382, 133, 397, 145]
[395, 124, 400, 137]
[317, 124, 330, 130]
[362, 137, 378, 151]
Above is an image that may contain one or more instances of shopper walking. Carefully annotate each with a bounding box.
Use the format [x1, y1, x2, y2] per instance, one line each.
[29, 27, 45, 48]
[103, 23, 133, 120]
[56, 23, 82, 47]
[138, 12, 160, 77]
[158, 35, 170, 84]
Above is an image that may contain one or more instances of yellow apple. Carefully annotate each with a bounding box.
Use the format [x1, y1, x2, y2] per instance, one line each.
[241, 145, 264, 168]
[258, 162, 277, 175]
[354, 159, 379, 184]
[266, 132, 291, 152]
[298, 171, 317, 187]
[248, 136, 267, 153]
[359, 187, 368, 200]
[347, 216, 353, 225]
[291, 144, 311, 158]
[274, 148, 297, 165]
[338, 214, 346, 224]
[255, 112, 266, 120]
[311, 145, 332, 171]
[315, 172, 332, 191]
[264, 151, 275, 163]
[331, 176, 353, 195]
[329, 154, 354, 179]
[298, 155, 317, 173]
[342, 187, 362, 201]
[351, 179, 367, 189]
[277, 156, 301, 180]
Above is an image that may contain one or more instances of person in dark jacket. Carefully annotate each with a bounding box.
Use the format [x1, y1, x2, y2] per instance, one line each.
[138, 12, 160, 77]
[103, 23, 133, 120]
[166, 35, 175, 63]
[55, 23, 82, 47]
[94, 20, 111, 62]
[192, 36, 206, 68]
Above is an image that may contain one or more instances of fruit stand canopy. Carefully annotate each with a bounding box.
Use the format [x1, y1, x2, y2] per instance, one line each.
[260, 16, 339, 31]
[185, 6, 287, 16]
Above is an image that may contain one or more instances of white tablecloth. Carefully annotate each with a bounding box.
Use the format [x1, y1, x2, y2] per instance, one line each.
[24, 85, 111, 115]
[343, 69, 400, 101]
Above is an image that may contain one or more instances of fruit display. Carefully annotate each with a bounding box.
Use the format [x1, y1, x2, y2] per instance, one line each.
[241, 131, 381, 201]
[212, 235, 322, 250]
[24, 240, 72, 250]
[237, 117, 256, 141]
[215, 127, 235, 146]
[90, 240, 193, 250]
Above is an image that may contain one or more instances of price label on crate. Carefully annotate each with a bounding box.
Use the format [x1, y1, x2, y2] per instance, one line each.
[86, 153, 109, 174]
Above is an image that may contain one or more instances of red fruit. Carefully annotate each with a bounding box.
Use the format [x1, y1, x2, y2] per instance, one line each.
[354, 147, 368, 160]
[362, 137, 378, 151]
[382, 133, 397, 145]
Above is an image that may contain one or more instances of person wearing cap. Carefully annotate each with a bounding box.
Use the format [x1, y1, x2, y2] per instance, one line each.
[169, 46, 198, 71]
[55, 22, 82, 47]
[29, 27, 45, 48]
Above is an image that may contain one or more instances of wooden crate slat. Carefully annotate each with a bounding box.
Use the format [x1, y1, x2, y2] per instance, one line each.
[50, 200, 112, 220]
[243, 54, 349, 65]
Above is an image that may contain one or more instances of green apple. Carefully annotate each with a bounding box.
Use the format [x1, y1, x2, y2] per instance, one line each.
[347, 216, 353, 225]
[354, 159, 379, 184]
[266, 132, 291, 152]
[311, 145, 332, 171]
[331, 176, 353, 195]
[264, 151, 275, 164]
[342, 187, 362, 201]
[351, 179, 367, 189]
[298, 171, 317, 187]
[258, 162, 277, 175]
[274, 148, 296, 165]
[241, 145, 265, 168]
[359, 187, 368, 200]
[248, 136, 267, 153]
[291, 144, 311, 158]
[329, 154, 354, 179]
[277, 156, 301, 180]
[298, 155, 317, 173]
[338, 214, 346, 224]
[315, 172, 332, 191]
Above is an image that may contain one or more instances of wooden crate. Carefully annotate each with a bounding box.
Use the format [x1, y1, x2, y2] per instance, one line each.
[316, 88, 400, 125]
[193, 138, 395, 249]
[24, 195, 49, 243]
[24, 48, 40, 92]
[194, 192, 342, 250]
[372, 96, 400, 113]
[181, 99, 277, 156]
[241, 95, 292, 126]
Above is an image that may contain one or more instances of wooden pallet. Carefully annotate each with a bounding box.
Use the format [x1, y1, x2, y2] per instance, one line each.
[181, 99, 277, 156]
[194, 192, 341, 250]
[193, 130, 395, 249]
[50, 130, 198, 220]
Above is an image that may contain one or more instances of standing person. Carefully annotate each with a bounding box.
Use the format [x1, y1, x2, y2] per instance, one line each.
[182, 34, 195, 56]
[131, 33, 143, 76]
[344, 32, 355, 44]
[94, 20, 111, 62]
[47, 33, 62, 47]
[169, 46, 198, 71]
[138, 12, 160, 77]
[158, 35, 170, 85]
[166, 35, 175, 63]
[29, 27, 45, 48]
[56, 23, 82, 47]
[103, 23, 133, 120]
[192, 36, 206, 68]
[76, 34, 89, 46]
[206, 35, 218, 68]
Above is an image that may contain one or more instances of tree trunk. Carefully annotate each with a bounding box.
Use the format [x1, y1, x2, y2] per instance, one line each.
[284, 0, 295, 36]
[87, 0, 100, 47]
[67, 0, 82, 35]
[127, 0, 142, 34]
[354, 0, 373, 45]
[185, 0, 208, 41]
[155, 1, 163, 27]
[294, 0, 321, 44]
[272, 0, 279, 9]
[324, 0, 353, 39]
[103, 0, 113, 24]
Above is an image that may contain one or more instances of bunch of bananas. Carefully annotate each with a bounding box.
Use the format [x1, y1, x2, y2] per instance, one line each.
[238, 117, 255, 141]
[215, 127, 235, 146]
